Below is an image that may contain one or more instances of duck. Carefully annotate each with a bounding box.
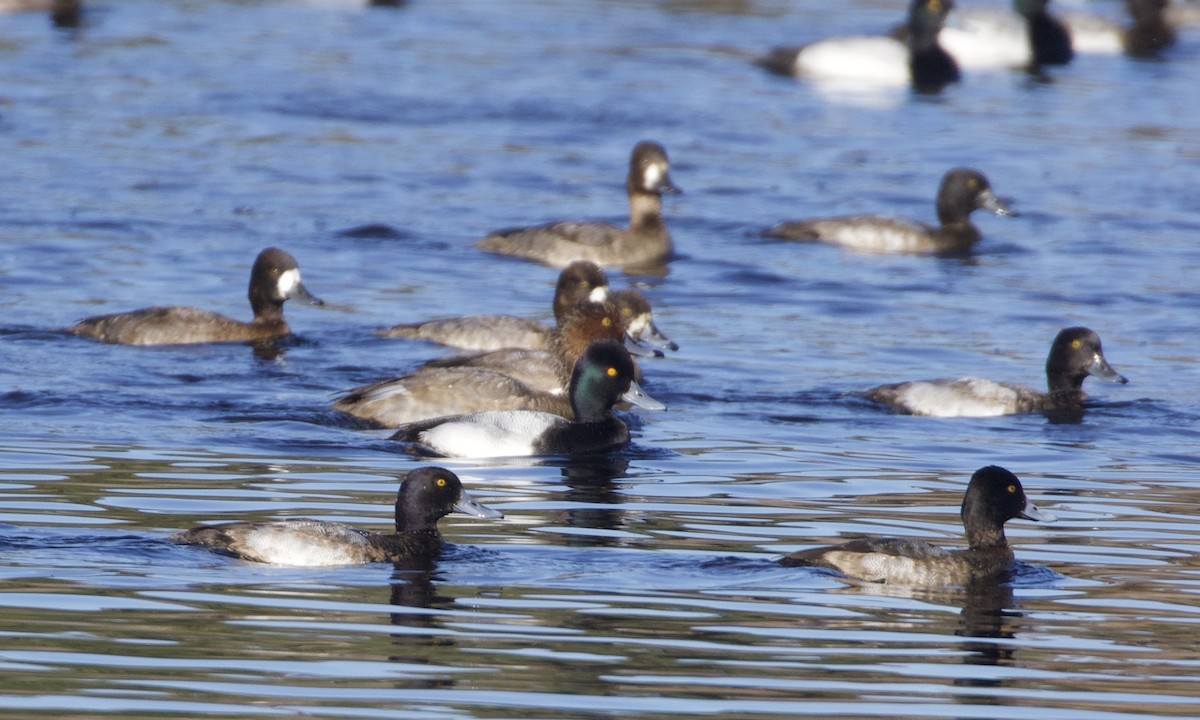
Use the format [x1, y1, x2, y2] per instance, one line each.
[763, 168, 1017, 255]
[376, 261, 610, 352]
[335, 301, 635, 426]
[867, 327, 1128, 418]
[476, 141, 681, 270]
[780, 465, 1054, 585]
[171, 467, 503, 566]
[757, 0, 960, 95]
[68, 247, 324, 346]
[390, 340, 665, 459]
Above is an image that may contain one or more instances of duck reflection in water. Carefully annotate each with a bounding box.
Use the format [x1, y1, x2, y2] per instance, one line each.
[386, 561, 459, 689]
[556, 456, 632, 547]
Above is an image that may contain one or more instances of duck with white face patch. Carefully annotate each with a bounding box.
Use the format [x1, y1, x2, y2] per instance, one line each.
[476, 141, 682, 271]
[67, 247, 324, 346]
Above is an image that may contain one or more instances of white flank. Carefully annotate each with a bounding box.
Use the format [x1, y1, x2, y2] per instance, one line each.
[419, 411, 564, 458]
[796, 36, 909, 86]
[814, 217, 932, 254]
[892, 378, 1030, 417]
[940, 10, 1032, 70]
[240, 522, 369, 566]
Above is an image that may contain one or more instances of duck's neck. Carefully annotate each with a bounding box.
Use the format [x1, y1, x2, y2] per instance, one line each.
[249, 292, 287, 326]
[628, 192, 666, 233]
[965, 520, 1009, 551]
[908, 43, 959, 94]
[1028, 12, 1074, 66]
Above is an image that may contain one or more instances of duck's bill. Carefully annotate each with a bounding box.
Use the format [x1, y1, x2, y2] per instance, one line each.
[1020, 498, 1055, 523]
[979, 189, 1019, 218]
[454, 491, 504, 520]
[656, 175, 683, 195]
[1088, 353, 1128, 384]
[622, 380, 666, 411]
[293, 282, 326, 307]
[639, 321, 679, 352]
[624, 334, 665, 359]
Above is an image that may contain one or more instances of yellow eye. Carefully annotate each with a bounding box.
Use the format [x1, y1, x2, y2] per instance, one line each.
[602, 317, 612, 327]
[1071, 339, 1082, 350]
[606, 367, 617, 377]
[1007, 484, 1016, 494]
[929, 0, 941, 12]
[436, 478, 447, 488]
[581, 282, 590, 288]
[967, 178, 978, 191]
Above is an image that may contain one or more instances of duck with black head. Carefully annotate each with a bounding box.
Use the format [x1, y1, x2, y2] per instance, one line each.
[781, 466, 1054, 585]
[765, 168, 1017, 256]
[867, 327, 1127, 418]
[172, 467, 502, 566]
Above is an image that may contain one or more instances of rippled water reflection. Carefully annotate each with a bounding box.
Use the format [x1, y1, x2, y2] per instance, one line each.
[3, 0, 1200, 717]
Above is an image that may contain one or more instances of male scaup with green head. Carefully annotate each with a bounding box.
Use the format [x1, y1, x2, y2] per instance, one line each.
[867, 327, 1128, 418]
[757, 0, 960, 95]
[781, 465, 1054, 585]
[476, 141, 681, 270]
[765, 168, 1016, 255]
[376, 261, 610, 352]
[390, 340, 665, 459]
[69, 247, 324, 346]
[172, 467, 502, 566]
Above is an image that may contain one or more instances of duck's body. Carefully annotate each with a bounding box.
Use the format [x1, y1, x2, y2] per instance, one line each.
[69, 248, 323, 346]
[477, 141, 680, 270]
[867, 327, 1128, 418]
[391, 340, 665, 459]
[781, 466, 1053, 585]
[376, 261, 610, 352]
[172, 467, 502, 566]
[765, 168, 1016, 255]
[757, 0, 960, 95]
[1066, 0, 1176, 58]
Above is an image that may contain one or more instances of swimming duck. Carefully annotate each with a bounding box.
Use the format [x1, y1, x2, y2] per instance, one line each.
[867, 327, 1128, 418]
[1, 0, 80, 27]
[757, 0, 960, 95]
[780, 465, 1054, 585]
[69, 247, 324, 346]
[376, 261, 610, 352]
[764, 168, 1016, 255]
[476, 141, 681, 270]
[171, 467, 503, 566]
[390, 340, 665, 459]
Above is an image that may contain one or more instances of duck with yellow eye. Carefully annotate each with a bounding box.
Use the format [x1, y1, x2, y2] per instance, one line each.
[866, 327, 1128, 418]
[780, 465, 1054, 586]
[764, 168, 1017, 256]
[390, 340, 665, 459]
[172, 467, 503, 566]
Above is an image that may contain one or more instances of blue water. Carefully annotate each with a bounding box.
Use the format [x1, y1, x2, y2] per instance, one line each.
[2, 0, 1200, 717]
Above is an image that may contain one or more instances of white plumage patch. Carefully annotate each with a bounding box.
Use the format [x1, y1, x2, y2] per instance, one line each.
[889, 378, 1034, 417]
[276, 268, 301, 298]
[588, 285, 609, 303]
[642, 163, 664, 189]
[940, 10, 1033, 70]
[810, 217, 934, 253]
[796, 36, 910, 86]
[238, 521, 372, 566]
[417, 410, 565, 458]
